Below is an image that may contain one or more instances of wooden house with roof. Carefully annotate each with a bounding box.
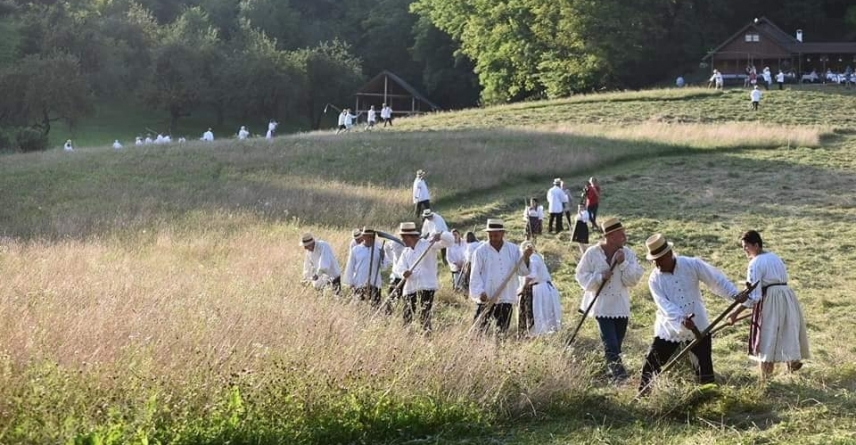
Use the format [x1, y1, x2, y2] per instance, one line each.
[354, 70, 441, 117]
[703, 17, 856, 78]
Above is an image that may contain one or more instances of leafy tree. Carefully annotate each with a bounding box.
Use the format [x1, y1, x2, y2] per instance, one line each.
[411, 16, 479, 109]
[290, 40, 364, 129]
[238, 0, 301, 49]
[141, 7, 221, 132]
[0, 52, 92, 136]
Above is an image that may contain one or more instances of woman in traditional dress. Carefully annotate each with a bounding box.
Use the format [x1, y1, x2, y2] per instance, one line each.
[523, 198, 544, 239]
[571, 204, 590, 254]
[728, 230, 810, 380]
[517, 241, 561, 337]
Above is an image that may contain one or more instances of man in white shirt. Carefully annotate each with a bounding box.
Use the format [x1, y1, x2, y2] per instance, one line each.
[343, 108, 358, 131]
[365, 105, 377, 130]
[300, 233, 342, 294]
[63, 139, 74, 152]
[421, 208, 449, 266]
[381, 103, 393, 127]
[638, 234, 746, 394]
[343, 228, 389, 306]
[135, 136, 143, 146]
[575, 218, 645, 382]
[201, 128, 214, 142]
[413, 170, 431, 218]
[750, 86, 762, 111]
[547, 178, 569, 233]
[394, 222, 454, 331]
[112, 140, 123, 150]
[776, 70, 785, 90]
[469, 218, 533, 334]
[238, 126, 250, 140]
[336, 110, 347, 134]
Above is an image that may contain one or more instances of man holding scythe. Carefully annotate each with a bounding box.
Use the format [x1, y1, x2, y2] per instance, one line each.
[469, 218, 533, 334]
[638, 233, 748, 394]
[574, 217, 644, 382]
[394, 222, 454, 332]
[343, 228, 389, 306]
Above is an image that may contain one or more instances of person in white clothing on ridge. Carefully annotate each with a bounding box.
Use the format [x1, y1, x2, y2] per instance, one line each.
[575, 217, 644, 382]
[266, 119, 278, 139]
[394, 222, 454, 332]
[517, 241, 562, 337]
[201, 128, 214, 142]
[135, 136, 143, 146]
[238, 126, 250, 140]
[63, 139, 74, 152]
[381, 103, 393, 127]
[750, 86, 762, 111]
[112, 140, 123, 150]
[469, 218, 532, 334]
[365, 105, 377, 130]
[300, 232, 342, 295]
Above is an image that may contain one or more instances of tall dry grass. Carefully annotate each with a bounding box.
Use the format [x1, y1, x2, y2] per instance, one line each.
[0, 225, 594, 442]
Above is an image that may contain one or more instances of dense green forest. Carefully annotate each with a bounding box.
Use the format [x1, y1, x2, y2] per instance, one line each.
[0, 0, 852, 150]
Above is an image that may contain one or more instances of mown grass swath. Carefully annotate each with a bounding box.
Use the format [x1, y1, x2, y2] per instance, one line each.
[1, 89, 855, 444]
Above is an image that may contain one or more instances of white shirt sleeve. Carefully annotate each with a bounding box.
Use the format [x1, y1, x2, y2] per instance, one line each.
[618, 248, 645, 288]
[692, 257, 738, 300]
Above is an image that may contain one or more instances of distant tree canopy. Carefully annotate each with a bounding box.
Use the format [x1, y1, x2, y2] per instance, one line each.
[0, 0, 850, 148]
[412, 0, 853, 103]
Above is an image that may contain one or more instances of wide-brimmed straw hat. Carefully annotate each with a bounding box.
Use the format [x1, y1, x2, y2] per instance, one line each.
[519, 240, 535, 251]
[553, 177, 561, 185]
[299, 232, 315, 247]
[482, 218, 506, 232]
[645, 233, 674, 260]
[361, 227, 376, 237]
[416, 169, 426, 177]
[600, 217, 624, 236]
[398, 222, 420, 236]
[422, 208, 434, 218]
[351, 228, 362, 239]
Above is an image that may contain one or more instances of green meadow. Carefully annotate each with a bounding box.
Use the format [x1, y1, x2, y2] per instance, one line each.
[1, 87, 855, 444]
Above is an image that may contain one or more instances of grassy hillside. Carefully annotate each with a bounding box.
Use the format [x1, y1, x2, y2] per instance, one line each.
[1, 88, 856, 444]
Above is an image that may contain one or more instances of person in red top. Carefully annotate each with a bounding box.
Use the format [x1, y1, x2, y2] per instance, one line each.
[585, 177, 601, 232]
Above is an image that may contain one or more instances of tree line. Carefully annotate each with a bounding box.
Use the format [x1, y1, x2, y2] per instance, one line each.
[0, 0, 851, 151]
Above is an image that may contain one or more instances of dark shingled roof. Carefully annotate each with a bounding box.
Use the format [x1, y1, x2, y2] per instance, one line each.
[356, 70, 441, 111]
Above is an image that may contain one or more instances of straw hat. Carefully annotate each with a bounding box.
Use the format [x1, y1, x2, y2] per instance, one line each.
[600, 217, 624, 236]
[519, 240, 535, 251]
[361, 227, 376, 237]
[299, 232, 315, 247]
[352, 228, 362, 239]
[397, 222, 420, 236]
[416, 169, 426, 177]
[422, 208, 434, 218]
[482, 218, 506, 232]
[645, 233, 674, 260]
[553, 177, 561, 185]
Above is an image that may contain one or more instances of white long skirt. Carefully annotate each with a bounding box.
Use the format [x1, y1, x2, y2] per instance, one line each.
[532, 282, 562, 335]
[752, 286, 810, 362]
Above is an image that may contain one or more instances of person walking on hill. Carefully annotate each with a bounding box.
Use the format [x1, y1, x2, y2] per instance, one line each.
[238, 126, 250, 140]
[413, 170, 431, 218]
[571, 204, 591, 254]
[300, 233, 342, 295]
[547, 178, 569, 233]
[561, 180, 575, 229]
[469, 219, 532, 334]
[421, 209, 449, 265]
[776, 70, 785, 90]
[575, 218, 644, 382]
[750, 86, 762, 111]
[201, 128, 214, 142]
[638, 234, 747, 394]
[336, 110, 348, 134]
[727, 230, 810, 380]
[63, 139, 74, 152]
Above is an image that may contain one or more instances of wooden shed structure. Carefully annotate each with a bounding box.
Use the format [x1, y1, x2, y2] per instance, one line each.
[354, 70, 441, 117]
[703, 17, 856, 78]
